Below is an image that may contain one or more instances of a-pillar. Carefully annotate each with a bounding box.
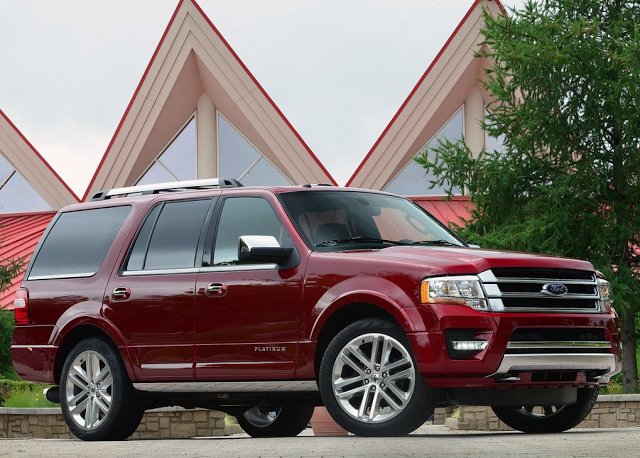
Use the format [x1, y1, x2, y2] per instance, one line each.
[196, 93, 217, 179]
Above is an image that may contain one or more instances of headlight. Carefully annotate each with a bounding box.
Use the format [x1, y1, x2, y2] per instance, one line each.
[420, 276, 489, 311]
[597, 277, 613, 312]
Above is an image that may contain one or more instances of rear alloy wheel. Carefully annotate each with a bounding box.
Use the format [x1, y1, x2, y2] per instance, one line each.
[319, 318, 438, 436]
[60, 337, 143, 441]
[236, 405, 314, 437]
[492, 387, 599, 433]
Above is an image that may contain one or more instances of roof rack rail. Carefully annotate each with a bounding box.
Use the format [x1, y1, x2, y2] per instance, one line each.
[90, 178, 243, 201]
[300, 183, 335, 188]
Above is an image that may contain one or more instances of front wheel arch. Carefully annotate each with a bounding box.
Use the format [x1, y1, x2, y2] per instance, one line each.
[313, 303, 399, 376]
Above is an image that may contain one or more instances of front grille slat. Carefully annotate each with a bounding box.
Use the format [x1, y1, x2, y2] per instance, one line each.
[481, 268, 601, 313]
[491, 268, 594, 280]
[500, 293, 598, 299]
[510, 328, 606, 341]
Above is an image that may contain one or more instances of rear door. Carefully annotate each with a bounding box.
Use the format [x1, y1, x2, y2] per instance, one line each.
[104, 197, 215, 380]
[194, 193, 305, 380]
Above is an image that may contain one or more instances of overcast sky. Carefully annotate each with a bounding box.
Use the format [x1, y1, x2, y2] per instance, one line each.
[0, 0, 525, 194]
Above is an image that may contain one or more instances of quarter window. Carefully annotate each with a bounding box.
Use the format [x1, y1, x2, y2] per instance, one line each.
[29, 206, 131, 279]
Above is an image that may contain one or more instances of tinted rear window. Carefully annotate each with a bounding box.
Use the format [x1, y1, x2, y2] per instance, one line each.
[126, 199, 212, 271]
[29, 206, 131, 279]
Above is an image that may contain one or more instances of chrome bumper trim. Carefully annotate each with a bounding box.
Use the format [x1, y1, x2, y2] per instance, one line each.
[488, 353, 619, 379]
[506, 341, 612, 350]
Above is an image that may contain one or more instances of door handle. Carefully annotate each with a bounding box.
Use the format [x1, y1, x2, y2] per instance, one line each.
[206, 282, 227, 297]
[112, 287, 131, 300]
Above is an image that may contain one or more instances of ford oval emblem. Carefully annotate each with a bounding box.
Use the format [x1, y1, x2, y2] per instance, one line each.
[541, 283, 569, 297]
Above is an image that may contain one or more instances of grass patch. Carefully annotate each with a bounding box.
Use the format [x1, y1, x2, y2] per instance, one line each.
[601, 348, 640, 395]
[224, 415, 238, 425]
[3, 389, 58, 408]
[1, 380, 58, 408]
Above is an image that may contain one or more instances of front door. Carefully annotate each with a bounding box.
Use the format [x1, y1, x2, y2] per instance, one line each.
[194, 195, 304, 380]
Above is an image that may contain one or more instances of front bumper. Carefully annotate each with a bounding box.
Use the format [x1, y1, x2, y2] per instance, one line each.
[409, 304, 621, 389]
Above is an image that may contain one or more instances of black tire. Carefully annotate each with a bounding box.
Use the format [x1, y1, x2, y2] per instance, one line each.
[492, 387, 599, 433]
[60, 337, 144, 441]
[236, 405, 314, 437]
[318, 318, 438, 436]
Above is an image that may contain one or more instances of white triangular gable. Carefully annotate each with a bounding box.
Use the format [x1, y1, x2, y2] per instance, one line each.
[0, 109, 79, 213]
[347, 0, 503, 194]
[84, 0, 334, 200]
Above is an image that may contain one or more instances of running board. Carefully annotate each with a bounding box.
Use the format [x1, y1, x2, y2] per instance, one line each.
[133, 380, 319, 393]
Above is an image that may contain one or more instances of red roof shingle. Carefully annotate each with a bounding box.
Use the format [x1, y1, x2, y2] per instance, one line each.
[0, 211, 56, 309]
[411, 196, 474, 229]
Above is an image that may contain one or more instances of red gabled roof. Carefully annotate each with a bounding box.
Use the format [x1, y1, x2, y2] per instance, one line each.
[0, 211, 56, 310]
[411, 196, 474, 229]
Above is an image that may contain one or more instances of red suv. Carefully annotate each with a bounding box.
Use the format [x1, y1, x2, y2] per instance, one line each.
[12, 179, 620, 440]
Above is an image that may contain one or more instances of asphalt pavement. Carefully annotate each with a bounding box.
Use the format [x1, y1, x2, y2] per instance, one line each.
[1, 425, 638, 457]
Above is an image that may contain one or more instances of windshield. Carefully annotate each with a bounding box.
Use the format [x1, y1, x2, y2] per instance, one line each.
[279, 190, 464, 250]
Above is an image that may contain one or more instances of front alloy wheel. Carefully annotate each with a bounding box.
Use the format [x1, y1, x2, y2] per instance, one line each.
[332, 332, 415, 423]
[319, 319, 437, 436]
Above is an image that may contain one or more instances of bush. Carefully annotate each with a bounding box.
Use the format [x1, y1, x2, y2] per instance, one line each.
[0, 380, 10, 406]
[0, 310, 18, 380]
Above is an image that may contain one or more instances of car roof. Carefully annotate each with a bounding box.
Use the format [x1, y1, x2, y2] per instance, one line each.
[57, 179, 396, 213]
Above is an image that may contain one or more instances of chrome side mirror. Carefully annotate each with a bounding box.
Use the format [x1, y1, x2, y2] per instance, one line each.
[238, 235, 293, 264]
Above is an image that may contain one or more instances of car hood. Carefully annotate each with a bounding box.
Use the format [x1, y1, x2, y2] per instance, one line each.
[345, 246, 594, 276]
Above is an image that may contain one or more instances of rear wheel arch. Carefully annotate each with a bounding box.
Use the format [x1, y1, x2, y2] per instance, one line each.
[54, 324, 129, 385]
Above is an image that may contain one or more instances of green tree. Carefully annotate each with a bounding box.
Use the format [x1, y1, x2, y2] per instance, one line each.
[1, 251, 24, 380]
[1, 256, 22, 293]
[417, 0, 640, 391]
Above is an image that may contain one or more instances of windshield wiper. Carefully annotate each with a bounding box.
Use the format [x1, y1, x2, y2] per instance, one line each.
[410, 239, 461, 247]
[316, 236, 411, 247]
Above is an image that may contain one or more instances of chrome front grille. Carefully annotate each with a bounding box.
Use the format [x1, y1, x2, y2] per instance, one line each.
[479, 268, 602, 313]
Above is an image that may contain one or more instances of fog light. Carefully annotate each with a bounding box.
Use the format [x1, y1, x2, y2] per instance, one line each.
[452, 341, 489, 351]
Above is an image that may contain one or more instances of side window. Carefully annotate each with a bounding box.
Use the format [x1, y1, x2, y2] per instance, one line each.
[29, 206, 131, 279]
[126, 205, 161, 271]
[213, 197, 290, 266]
[126, 199, 211, 271]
